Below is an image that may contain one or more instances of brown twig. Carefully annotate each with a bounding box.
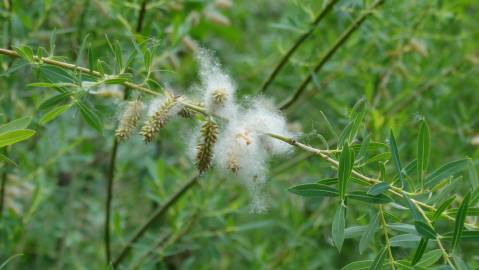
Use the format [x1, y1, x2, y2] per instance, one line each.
[279, 0, 385, 110]
[260, 0, 339, 93]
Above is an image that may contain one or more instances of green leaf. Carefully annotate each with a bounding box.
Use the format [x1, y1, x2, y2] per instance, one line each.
[451, 192, 470, 251]
[412, 238, 429, 265]
[113, 41, 123, 72]
[403, 192, 422, 221]
[0, 129, 36, 147]
[467, 159, 478, 190]
[38, 92, 73, 111]
[417, 120, 430, 190]
[0, 253, 24, 270]
[288, 183, 339, 197]
[414, 221, 437, 239]
[347, 191, 392, 204]
[316, 178, 338, 185]
[367, 182, 390, 196]
[28, 82, 77, 88]
[416, 249, 442, 267]
[332, 204, 346, 252]
[76, 101, 103, 133]
[341, 260, 373, 270]
[390, 129, 405, 188]
[0, 116, 31, 133]
[38, 65, 76, 83]
[88, 46, 95, 73]
[369, 247, 387, 270]
[443, 230, 479, 241]
[432, 197, 455, 222]
[447, 207, 479, 216]
[338, 143, 354, 201]
[425, 159, 470, 188]
[14, 45, 34, 62]
[144, 49, 152, 73]
[0, 153, 17, 166]
[390, 234, 421, 248]
[40, 104, 71, 125]
[359, 212, 379, 254]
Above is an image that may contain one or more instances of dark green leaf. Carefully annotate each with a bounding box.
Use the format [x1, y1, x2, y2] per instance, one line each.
[316, 178, 338, 185]
[390, 234, 421, 248]
[348, 191, 392, 204]
[412, 238, 429, 265]
[451, 192, 471, 251]
[425, 159, 470, 188]
[403, 192, 422, 221]
[38, 65, 76, 83]
[338, 143, 354, 201]
[76, 101, 103, 133]
[0, 153, 17, 166]
[367, 182, 390, 196]
[414, 221, 437, 239]
[417, 120, 430, 190]
[432, 197, 455, 222]
[288, 184, 339, 197]
[369, 247, 387, 270]
[417, 249, 442, 267]
[332, 204, 346, 252]
[38, 92, 74, 111]
[389, 129, 405, 188]
[341, 260, 373, 270]
[443, 230, 479, 241]
[446, 207, 479, 216]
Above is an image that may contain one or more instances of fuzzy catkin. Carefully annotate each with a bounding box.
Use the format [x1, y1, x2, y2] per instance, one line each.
[115, 100, 143, 141]
[195, 118, 218, 173]
[140, 92, 179, 143]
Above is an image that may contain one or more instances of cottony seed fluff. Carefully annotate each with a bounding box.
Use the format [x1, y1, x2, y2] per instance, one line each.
[115, 100, 144, 141]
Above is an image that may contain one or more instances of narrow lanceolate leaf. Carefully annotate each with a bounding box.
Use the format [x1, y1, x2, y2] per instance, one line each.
[414, 221, 437, 239]
[332, 205, 346, 252]
[403, 192, 422, 222]
[341, 260, 373, 270]
[0, 116, 31, 133]
[288, 184, 339, 197]
[359, 213, 380, 254]
[447, 207, 479, 216]
[38, 92, 73, 111]
[390, 234, 421, 248]
[389, 130, 405, 189]
[348, 191, 392, 204]
[412, 238, 429, 265]
[369, 247, 387, 270]
[432, 197, 455, 222]
[0, 130, 36, 147]
[424, 159, 470, 188]
[416, 249, 442, 267]
[338, 143, 354, 201]
[451, 192, 471, 252]
[0, 153, 17, 166]
[77, 101, 103, 133]
[367, 182, 390, 196]
[417, 120, 430, 190]
[40, 104, 71, 125]
[443, 230, 479, 241]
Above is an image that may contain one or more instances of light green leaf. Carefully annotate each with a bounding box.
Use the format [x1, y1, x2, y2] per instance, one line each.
[40, 104, 71, 124]
[451, 192, 470, 251]
[390, 234, 421, 248]
[0, 116, 31, 133]
[347, 191, 392, 204]
[359, 212, 379, 254]
[332, 204, 346, 252]
[417, 249, 442, 267]
[403, 192, 422, 221]
[341, 260, 373, 270]
[417, 120, 430, 190]
[425, 159, 470, 188]
[390, 129, 405, 188]
[0, 129, 36, 147]
[288, 183, 339, 197]
[14, 45, 34, 62]
[0, 153, 17, 166]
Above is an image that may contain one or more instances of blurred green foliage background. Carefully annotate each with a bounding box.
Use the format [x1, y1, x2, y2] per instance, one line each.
[1, 0, 478, 269]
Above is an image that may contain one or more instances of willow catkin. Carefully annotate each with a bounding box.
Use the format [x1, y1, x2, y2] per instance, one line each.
[115, 100, 144, 141]
[139, 92, 179, 143]
[195, 118, 218, 173]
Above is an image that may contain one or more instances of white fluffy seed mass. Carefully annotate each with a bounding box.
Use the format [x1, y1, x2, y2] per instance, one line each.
[196, 48, 238, 119]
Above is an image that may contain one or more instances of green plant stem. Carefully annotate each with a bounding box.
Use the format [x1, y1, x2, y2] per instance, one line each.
[279, 0, 385, 110]
[112, 174, 200, 268]
[104, 138, 119, 263]
[260, 0, 339, 93]
[379, 205, 396, 270]
[0, 149, 8, 218]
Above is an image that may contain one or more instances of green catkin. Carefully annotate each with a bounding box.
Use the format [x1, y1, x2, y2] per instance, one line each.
[195, 118, 218, 173]
[139, 93, 178, 143]
[115, 100, 143, 141]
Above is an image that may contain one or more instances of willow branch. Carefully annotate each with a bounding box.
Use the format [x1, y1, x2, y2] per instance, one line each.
[260, 0, 339, 93]
[136, 0, 148, 33]
[279, 0, 385, 110]
[112, 174, 200, 268]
